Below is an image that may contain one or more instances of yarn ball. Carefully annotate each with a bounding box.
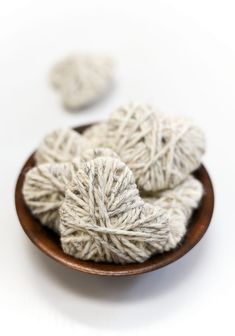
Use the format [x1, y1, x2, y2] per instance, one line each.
[103, 103, 205, 192]
[60, 157, 170, 264]
[144, 175, 204, 250]
[81, 147, 119, 162]
[35, 128, 89, 165]
[23, 161, 80, 233]
[50, 54, 114, 110]
[83, 123, 107, 147]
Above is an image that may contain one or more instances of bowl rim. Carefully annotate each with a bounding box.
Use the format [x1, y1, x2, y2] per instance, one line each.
[15, 123, 214, 276]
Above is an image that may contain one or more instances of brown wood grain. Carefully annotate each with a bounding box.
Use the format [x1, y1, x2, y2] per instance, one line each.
[15, 124, 214, 276]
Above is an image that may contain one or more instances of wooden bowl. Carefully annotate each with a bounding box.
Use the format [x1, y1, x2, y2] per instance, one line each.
[15, 124, 214, 276]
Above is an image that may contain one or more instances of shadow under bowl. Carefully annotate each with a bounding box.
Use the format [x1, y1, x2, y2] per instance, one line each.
[15, 124, 214, 276]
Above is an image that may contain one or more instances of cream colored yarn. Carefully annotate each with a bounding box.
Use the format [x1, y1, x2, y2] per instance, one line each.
[83, 123, 107, 147]
[23, 161, 80, 233]
[103, 104, 205, 192]
[60, 157, 170, 264]
[51, 54, 114, 110]
[81, 147, 119, 162]
[24, 148, 117, 233]
[35, 128, 89, 165]
[144, 175, 204, 250]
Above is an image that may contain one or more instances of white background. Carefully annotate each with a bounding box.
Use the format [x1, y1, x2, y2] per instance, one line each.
[0, 1, 234, 335]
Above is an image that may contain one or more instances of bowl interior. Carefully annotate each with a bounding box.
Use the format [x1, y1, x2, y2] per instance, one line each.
[15, 124, 214, 276]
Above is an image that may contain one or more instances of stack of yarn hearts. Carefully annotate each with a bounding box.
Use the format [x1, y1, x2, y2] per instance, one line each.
[23, 103, 205, 264]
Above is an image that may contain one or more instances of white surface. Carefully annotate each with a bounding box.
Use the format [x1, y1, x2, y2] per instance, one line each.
[0, 1, 234, 335]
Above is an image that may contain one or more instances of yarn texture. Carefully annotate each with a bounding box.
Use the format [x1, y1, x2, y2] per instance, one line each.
[23, 161, 80, 233]
[35, 128, 89, 165]
[51, 54, 114, 110]
[60, 157, 170, 264]
[24, 148, 117, 233]
[144, 175, 204, 250]
[81, 147, 119, 162]
[83, 123, 107, 147]
[103, 104, 205, 192]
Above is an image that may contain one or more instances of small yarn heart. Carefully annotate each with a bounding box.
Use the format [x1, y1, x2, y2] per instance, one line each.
[144, 175, 204, 250]
[23, 148, 119, 233]
[23, 161, 79, 233]
[51, 54, 114, 110]
[35, 128, 89, 165]
[103, 103, 205, 192]
[60, 157, 170, 264]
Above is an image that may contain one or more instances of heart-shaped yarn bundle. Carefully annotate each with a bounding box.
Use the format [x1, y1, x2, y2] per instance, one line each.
[60, 157, 169, 264]
[144, 175, 203, 250]
[103, 104, 205, 192]
[23, 161, 79, 233]
[23, 103, 205, 264]
[23, 148, 116, 233]
[35, 128, 89, 165]
[51, 54, 114, 110]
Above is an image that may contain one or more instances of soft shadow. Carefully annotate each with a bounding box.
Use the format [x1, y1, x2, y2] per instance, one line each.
[25, 234, 211, 330]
